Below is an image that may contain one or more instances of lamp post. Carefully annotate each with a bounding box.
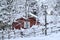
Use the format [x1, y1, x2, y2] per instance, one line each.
[42, 4, 48, 35]
[44, 5, 48, 35]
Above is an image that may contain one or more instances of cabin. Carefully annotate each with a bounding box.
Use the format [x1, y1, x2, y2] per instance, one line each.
[12, 9, 40, 29]
[12, 17, 40, 29]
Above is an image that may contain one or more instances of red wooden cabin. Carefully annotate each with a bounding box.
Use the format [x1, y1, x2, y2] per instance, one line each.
[12, 17, 40, 29]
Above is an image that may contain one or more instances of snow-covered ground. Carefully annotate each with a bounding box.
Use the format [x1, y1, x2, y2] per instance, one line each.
[4, 31, 60, 40]
[0, 25, 60, 40]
